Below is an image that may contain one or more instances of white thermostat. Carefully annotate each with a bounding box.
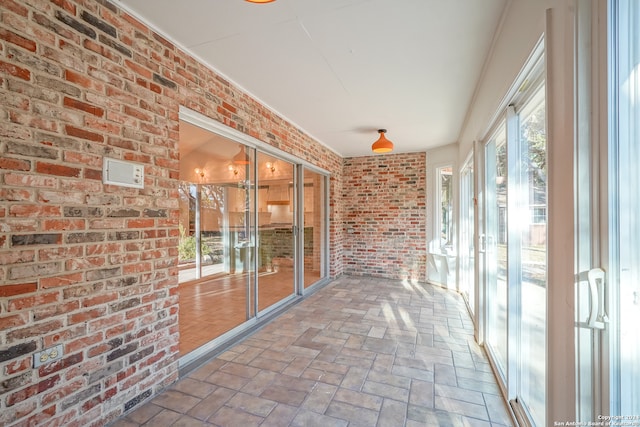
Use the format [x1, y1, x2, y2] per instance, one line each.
[103, 157, 144, 189]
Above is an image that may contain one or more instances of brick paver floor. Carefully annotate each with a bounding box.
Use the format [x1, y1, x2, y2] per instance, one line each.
[111, 276, 513, 427]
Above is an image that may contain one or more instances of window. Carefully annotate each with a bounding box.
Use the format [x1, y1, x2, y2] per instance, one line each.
[531, 206, 546, 224]
[439, 166, 453, 250]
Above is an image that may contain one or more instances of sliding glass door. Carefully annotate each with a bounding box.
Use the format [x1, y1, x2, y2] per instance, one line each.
[459, 160, 475, 316]
[574, 0, 640, 421]
[256, 152, 296, 313]
[302, 168, 328, 289]
[177, 114, 330, 364]
[178, 128, 256, 356]
[577, 0, 640, 419]
[609, 0, 640, 414]
[485, 122, 509, 382]
[514, 86, 547, 425]
[482, 56, 546, 426]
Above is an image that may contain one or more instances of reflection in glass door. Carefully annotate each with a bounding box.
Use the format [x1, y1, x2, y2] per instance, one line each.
[482, 75, 546, 427]
[256, 152, 296, 313]
[575, 1, 640, 420]
[485, 122, 508, 382]
[177, 114, 330, 369]
[608, 0, 640, 416]
[178, 124, 255, 357]
[514, 86, 546, 425]
[460, 160, 475, 316]
[302, 168, 328, 289]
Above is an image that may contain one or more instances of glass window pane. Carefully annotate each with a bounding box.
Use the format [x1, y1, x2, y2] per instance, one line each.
[518, 84, 547, 426]
[440, 167, 453, 250]
[612, 0, 640, 415]
[257, 153, 295, 312]
[486, 122, 508, 378]
[200, 185, 225, 274]
[303, 169, 327, 288]
[178, 182, 198, 282]
[178, 121, 255, 356]
[460, 162, 475, 314]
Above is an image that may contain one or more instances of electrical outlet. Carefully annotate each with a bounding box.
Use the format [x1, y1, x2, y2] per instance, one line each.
[33, 344, 64, 368]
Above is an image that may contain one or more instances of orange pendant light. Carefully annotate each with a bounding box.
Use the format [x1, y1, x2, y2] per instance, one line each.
[233, 146, 250, 165]
[245, 0, 275, 3]
[371, 129, 394, 153]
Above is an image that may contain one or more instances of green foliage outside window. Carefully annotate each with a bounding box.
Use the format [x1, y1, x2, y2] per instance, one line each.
[178, 223, 211, 262]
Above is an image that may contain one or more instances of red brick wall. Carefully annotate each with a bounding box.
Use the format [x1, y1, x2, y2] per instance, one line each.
[0, 0, 344, 425]
[343, 154, 427, 281]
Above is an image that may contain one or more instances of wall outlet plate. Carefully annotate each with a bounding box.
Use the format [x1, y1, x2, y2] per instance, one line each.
[33, 344, 64, 368]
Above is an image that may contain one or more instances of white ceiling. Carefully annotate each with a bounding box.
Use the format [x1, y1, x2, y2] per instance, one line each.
[116, 0, 507, 157]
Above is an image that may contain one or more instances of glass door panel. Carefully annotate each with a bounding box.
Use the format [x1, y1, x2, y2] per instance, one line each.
[572, 1, 602, 420]
[578, 1, 640, 420]
[178, 120, 255, 357]
[199, 184, 225, 277]
[460, 161, 475, 315]
[610, 0, 640, 415]
[178, 182, 200, 283]
[256, 153, 296, 312]
[614, 88, 640, 415]
[302, 169, 327, 289]
[517, 85, 547, 425]
[485, 123, 508, 381]
[480, 45, 545, 427]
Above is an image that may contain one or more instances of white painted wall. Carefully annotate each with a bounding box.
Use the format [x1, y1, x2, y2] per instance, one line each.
[458, 0, 559, 159]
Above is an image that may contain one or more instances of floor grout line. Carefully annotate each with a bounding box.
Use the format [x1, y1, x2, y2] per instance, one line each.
[110, 276, 514, 427]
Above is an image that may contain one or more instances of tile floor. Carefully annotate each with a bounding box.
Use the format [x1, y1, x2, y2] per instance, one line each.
[111, 276, 513, 427]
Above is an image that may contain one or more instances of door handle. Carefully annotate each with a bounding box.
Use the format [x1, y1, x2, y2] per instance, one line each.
[587, 268, 609, 330]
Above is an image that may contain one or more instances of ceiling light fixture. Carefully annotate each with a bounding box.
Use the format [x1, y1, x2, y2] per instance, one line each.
[371, 129, 394, 153]
[245, 0, 275, 3]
